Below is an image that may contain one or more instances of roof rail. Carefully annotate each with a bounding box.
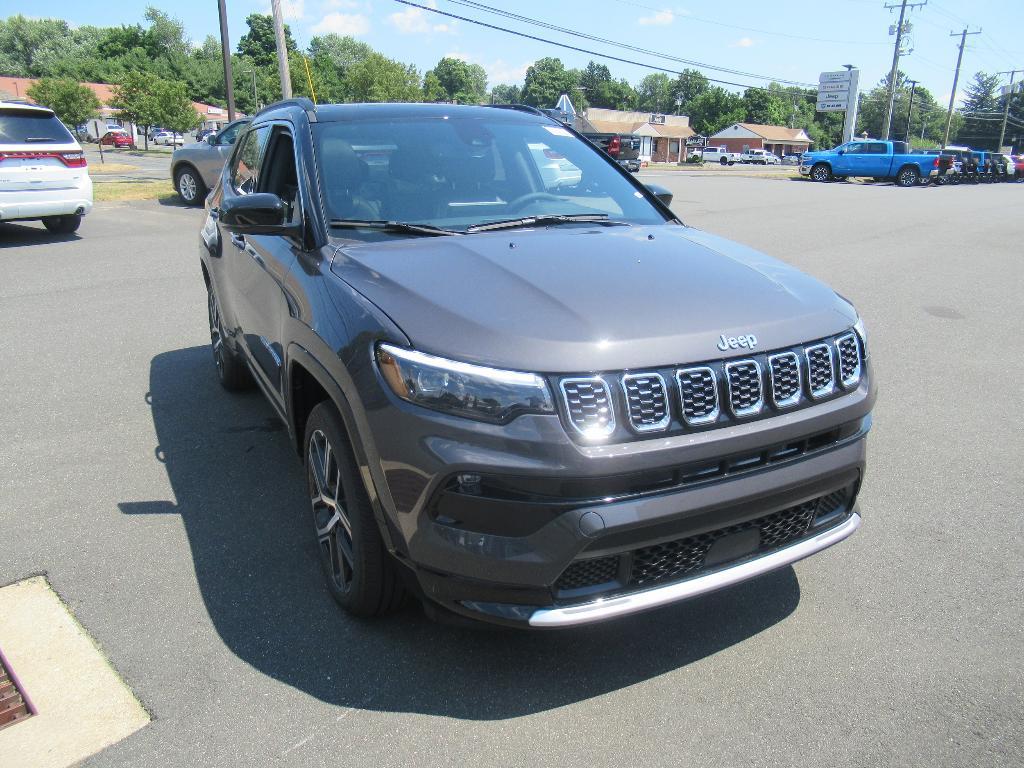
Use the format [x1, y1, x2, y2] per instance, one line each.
[254, 97, 317, 121]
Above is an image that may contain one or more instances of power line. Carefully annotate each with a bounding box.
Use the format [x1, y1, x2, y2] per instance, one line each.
[438, 0, 815, 87]
[881, 0, 927, 140]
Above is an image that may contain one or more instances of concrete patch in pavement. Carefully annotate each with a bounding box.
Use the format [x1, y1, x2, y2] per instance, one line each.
[0, 577, 149, 768]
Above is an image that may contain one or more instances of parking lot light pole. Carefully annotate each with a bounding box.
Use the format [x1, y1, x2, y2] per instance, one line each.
[996, 69, 1022, 151]
[218, 0, 236, 121]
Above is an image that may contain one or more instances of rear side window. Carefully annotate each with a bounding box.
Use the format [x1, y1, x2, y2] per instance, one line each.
[0, 109, 74, 144]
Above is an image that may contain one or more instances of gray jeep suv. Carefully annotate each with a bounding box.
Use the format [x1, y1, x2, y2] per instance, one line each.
[200, 99, 875, 628]
[171, 118, 249, 205]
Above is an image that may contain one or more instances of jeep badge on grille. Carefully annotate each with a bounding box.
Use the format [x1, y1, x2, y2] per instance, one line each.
[717, 334, 758, 352]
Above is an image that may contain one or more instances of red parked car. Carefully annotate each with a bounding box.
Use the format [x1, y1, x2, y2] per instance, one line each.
[99, 131, 136, 149]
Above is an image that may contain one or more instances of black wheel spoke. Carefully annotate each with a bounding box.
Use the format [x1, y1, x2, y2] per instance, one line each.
[309, 429, 355, 593]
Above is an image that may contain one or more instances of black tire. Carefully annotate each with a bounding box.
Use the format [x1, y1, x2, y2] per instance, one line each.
[207, 281, 252, 391]
[720, 157, 728, 165]
[811, 163, 832, 182]
[175, 164, 206, 206]
[304, 401, 405, 617]
[42, 214, 81, 234]
[896, 166, 920, 188]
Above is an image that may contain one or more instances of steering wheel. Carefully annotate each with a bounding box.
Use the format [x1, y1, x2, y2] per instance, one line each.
[506, 192, 563, 212]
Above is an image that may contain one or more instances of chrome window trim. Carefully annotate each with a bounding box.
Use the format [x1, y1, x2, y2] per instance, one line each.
[724, 359, 764, 417]
[559, 376, 616, 438]
[834, 331, 862, 389]
[805, 342, 836, 399]
[675, 366, 720, 426]
[620, 372, 671, 433]
[768, 351, 802, 409]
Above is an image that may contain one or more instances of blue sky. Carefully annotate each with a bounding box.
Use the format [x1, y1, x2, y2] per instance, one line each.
[6, 0, 1023, 104]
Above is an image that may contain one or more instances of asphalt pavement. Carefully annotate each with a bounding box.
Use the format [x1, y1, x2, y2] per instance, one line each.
[0, 177, 1021, 767]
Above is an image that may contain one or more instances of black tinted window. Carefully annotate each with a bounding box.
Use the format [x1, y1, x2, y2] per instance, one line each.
[866, 143, 888, 154]
[0, 109, 74, 143]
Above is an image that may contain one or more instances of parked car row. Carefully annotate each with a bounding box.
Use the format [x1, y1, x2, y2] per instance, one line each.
[693, 146, 788, 166]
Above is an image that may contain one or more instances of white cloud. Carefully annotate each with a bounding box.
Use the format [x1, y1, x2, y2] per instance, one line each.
[730, 37, 754, 47]
[312, 12, 370, 35]
[388, 0, 455, 34]
[638, 10, 674, 26]
[321, 0, 359, 7]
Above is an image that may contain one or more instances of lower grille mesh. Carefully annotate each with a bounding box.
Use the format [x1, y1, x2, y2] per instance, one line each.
[555, 490, 848, 593]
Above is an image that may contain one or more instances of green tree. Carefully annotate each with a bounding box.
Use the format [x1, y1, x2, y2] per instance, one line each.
[522, 57, 584, 109]
[490, 83, 522, 104]
[958, 71, 1002, 149]
[151, 79, 200, 135]
[142, 7, 188, 58]
[742, 86, 789, 126]
[0, 15, 77, 76]
[426, 57, 487, 103]
[238, 14, 296, 69]
[670, 69, 710, 115]
[344, 52, 421, 102]
[26, 77, 100, 130]
[110, 71, 160, 148]
[636, 73, 672, 114]
[687, 87, 745, 135]
[308, 34, 372, 74]
[423, 71, 447, 102]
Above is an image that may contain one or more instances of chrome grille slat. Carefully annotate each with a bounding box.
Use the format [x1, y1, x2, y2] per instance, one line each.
[835, 332, 862, 388]
[805, 343, 836, 399]
[768, 352, 802, 408]
[676, 367, 719, 425]
[724, 359, 764, 417]
[559, 377, 615, 438]
[621, 373, 670, 432]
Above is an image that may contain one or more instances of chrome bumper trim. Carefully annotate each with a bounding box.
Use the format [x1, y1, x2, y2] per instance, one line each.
[528, 512, 861, 628]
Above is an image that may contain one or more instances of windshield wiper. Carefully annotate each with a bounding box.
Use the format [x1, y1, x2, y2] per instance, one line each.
[24, 137, 56, 143]
[465, 214, 629, 233]
[328, 219, 460, 236]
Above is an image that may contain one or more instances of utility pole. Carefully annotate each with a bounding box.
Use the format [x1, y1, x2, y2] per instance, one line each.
[943, 28, 981, 147]
[997, 69, 1023, 151]
[882, 0, 925, 140]
[217, 0, 236, 121]
[271, 0, 292, 100]
[904, 79, 918, 143]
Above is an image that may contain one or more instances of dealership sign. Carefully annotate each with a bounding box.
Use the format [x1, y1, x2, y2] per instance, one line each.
[685, 135, 707, 147]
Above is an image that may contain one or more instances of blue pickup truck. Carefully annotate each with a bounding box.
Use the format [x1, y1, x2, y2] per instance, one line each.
[800, 140, 939, 187]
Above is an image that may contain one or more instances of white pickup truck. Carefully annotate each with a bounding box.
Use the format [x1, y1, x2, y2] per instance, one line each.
[700, 146, 742, 165]
[741, 148, 781, 165]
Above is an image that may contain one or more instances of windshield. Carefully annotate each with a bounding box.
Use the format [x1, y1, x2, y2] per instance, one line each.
[312, 114, 668, 236]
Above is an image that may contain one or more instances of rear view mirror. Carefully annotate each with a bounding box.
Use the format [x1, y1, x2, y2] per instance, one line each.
[644, 183, 673, 208]
[220, 193, 296, 234]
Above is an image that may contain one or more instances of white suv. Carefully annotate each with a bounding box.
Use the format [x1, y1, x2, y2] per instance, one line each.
[0, 101, 93, 234]
[741, 148, 781, 165]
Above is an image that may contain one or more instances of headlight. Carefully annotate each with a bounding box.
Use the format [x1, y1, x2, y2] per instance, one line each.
[375, 343, 554, 424]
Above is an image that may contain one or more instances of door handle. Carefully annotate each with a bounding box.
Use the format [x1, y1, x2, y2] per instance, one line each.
[230, 233, 245, 249]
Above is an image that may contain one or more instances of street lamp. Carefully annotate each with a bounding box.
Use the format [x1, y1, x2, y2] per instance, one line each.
[246, 70, 259, 112]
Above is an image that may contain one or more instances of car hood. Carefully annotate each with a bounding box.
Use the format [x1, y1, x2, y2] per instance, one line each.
[329, 224, 856, 373]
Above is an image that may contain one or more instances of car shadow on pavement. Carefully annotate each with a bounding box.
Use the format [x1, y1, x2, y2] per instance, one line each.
[0, 221, 80, 247]
[123, 346, 801, 720]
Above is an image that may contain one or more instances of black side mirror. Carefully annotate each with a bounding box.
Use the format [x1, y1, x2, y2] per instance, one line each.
[644, 183, 673, 208]
[837, 149, 845, 155]
[220, 193, 297, 235]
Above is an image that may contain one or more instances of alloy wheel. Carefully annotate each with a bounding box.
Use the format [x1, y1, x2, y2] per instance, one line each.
[308, 429, 355, 593]
[179, 172, 198, 202]
[208, 288, 225, 375]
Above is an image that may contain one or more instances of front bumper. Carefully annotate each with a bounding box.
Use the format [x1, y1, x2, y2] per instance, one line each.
[367, 360, 874, 627]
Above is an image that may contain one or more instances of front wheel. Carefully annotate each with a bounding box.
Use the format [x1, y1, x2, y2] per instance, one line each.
[207, 282, 251, 391]
[305, 401, 406, 617]
[896, 166, 920, 188]
[811, 163, 832, 182]
[720, 157, 728, 165]
[175, 165, 206, 206]
[42, 214, 82, 234]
